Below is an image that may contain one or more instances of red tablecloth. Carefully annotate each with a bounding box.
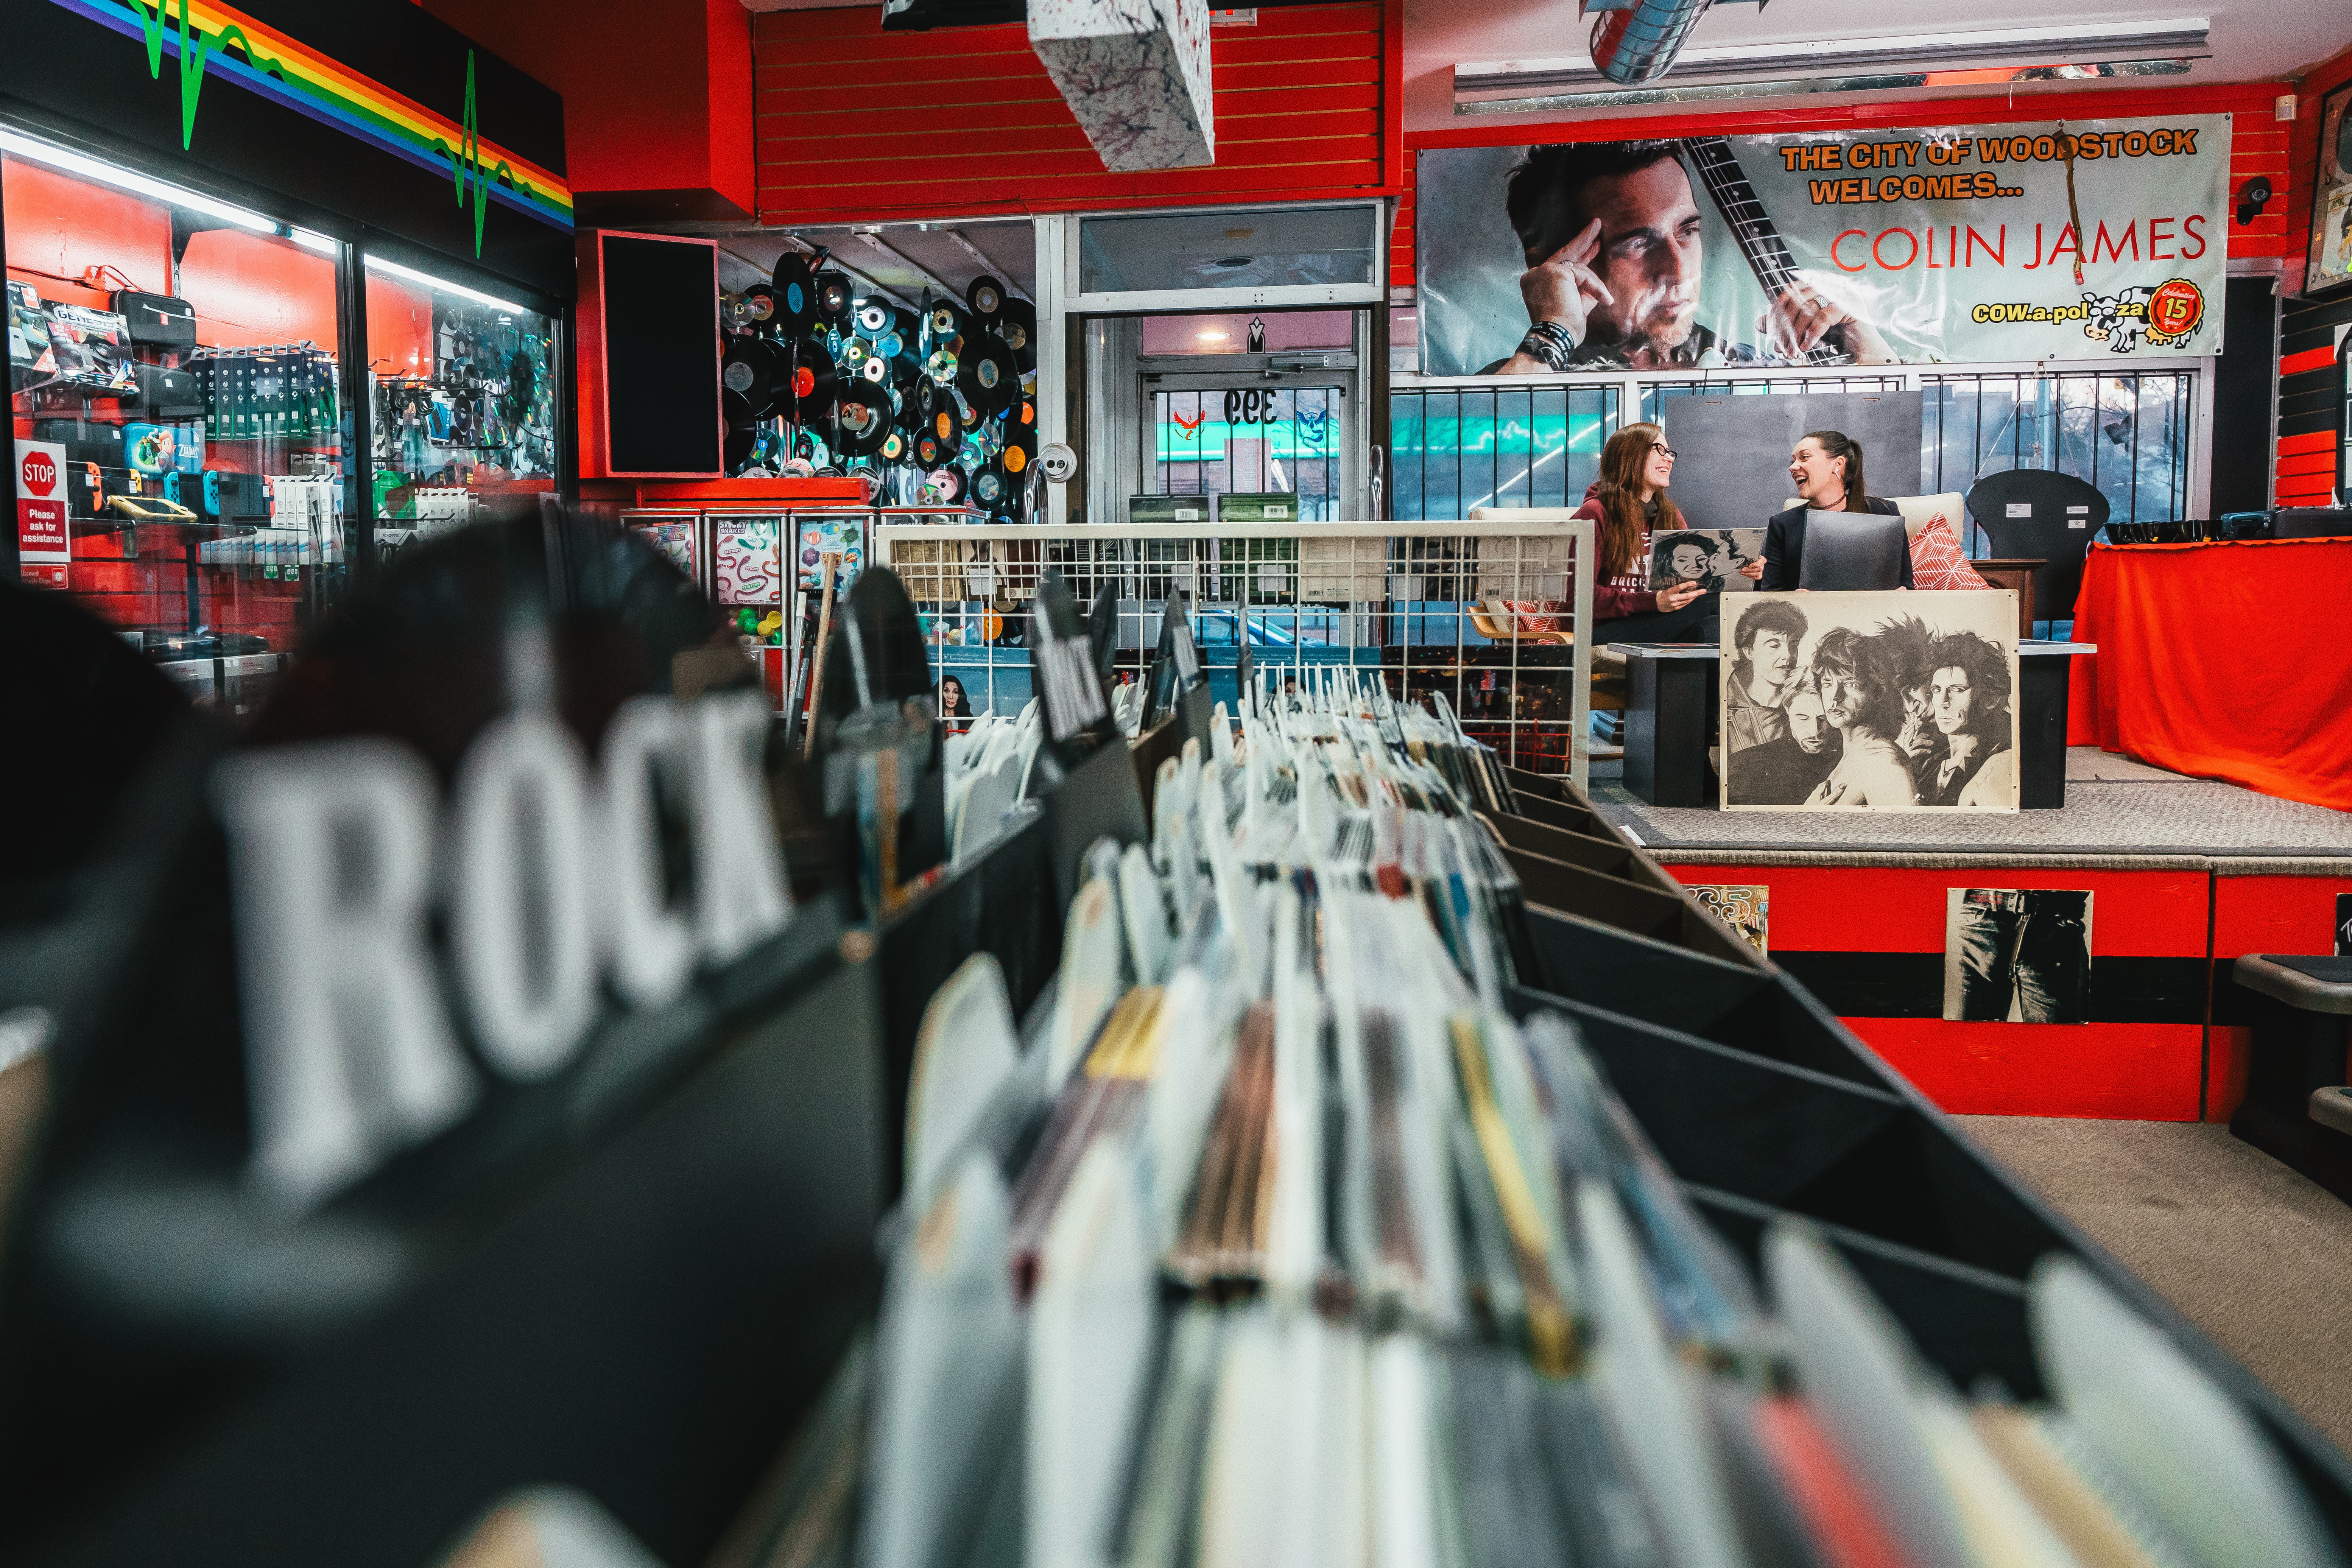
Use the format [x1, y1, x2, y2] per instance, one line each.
[2068, 537, 2352, 811]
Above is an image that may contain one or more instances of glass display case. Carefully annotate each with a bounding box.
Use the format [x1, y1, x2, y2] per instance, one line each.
[366, 255, 558, 561]
[5, 128, 345, 705]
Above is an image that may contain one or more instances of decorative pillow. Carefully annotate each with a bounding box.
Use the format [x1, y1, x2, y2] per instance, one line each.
[1504, 598, 1569, 635]
[1908, 514, 1991, 591]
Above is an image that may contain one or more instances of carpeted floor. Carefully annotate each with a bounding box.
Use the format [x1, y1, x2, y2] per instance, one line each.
[1585, 749, 2352, 857]
[1955, 1115, 2352, 1455]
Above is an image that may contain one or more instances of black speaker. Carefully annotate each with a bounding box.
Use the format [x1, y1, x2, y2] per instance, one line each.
[593, 232, 723, 477]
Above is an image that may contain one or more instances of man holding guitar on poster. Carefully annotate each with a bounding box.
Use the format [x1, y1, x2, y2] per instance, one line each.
[1488, 139, 1894, 374]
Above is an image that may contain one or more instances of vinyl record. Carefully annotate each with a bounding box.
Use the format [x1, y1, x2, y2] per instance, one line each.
[813, 270, 854, 322]
[854, 300, 892, 339]
[970, 458, 1018, 515]
[723, 387, 759, 432]
[779, 340, 839, 422]
[877, 328, 906, 361]
[930, 401, 963, 448]
[721, 336, 781, 416]
[913, 429, 950, 468]
[859, 355, 890, 386]
[956, 333, 1019, 416]
[725, 421, 755, 473]
[998, 298, 1036, 356]
[965, 275, 1008, 324]
[926, 466, 967, 505]
[742, 283, 779, 325]
[1012, 397, 1036, 433]
[835, 388, 892, 456]
[879, 428, 909, 463]
[1001, 437, 1034, 478]
[925, 300, 968, 341]
[771, 254, 818, 330]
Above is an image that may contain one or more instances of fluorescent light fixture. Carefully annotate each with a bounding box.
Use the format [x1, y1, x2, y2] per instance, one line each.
[1455, 16, 2209, 97]
[1459, 56, 2194, 114]
[1197, 329, 1230, 341]
[291, 228, 338, 254]
[364, 254, 533, 316]
[0, 125, 275, 232]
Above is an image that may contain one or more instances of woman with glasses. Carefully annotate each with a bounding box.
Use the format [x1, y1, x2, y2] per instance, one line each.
[1570, 422, 1727, 643]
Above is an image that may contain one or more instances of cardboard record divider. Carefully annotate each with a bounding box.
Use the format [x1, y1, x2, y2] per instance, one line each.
[0, 515, 886, 1566]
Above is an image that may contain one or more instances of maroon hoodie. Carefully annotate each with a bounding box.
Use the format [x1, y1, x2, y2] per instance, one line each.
[1572, 481, 1664, 621]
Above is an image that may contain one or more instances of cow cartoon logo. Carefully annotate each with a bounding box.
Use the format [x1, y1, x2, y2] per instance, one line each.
[2081, 287, 2157, 353]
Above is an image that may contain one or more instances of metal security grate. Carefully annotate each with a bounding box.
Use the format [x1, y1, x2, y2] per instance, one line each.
[1390, 384, 1618, 520]
[879, 519, 1599, 784]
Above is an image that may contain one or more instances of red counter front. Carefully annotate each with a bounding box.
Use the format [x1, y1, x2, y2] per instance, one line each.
[2068, 538, 2352, 811]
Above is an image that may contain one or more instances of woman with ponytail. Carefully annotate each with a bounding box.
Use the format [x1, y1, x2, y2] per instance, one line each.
[1759, 428, 1912, 592]
[1571, 421, 1726, 642]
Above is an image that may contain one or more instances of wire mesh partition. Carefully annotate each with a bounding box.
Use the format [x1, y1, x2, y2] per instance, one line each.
[1396, 366, 2201, 540]
[1390, 384, 1618, 520]
[877, 519, 1598, 788]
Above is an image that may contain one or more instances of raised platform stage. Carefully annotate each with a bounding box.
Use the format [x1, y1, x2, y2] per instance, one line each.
[1574, 751, 2352, 1126]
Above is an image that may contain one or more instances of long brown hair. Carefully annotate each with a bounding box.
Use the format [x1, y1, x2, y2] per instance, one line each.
[1800, 428, 1870, 509]
[1595, 422, 1683, 580]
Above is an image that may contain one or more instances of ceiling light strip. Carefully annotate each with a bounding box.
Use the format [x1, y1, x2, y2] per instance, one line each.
[1455, 58, 2195, 116]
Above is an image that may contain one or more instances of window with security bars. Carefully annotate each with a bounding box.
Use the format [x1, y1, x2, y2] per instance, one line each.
[1151, 386, 1343, 518]
[1389, 384, 1617, 520]
[1637, 370, 2198, 541]
[883, 525, 1595, 777]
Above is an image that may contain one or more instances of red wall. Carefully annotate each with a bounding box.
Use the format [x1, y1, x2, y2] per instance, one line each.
[1399, 80, 2301, 293]
[417, 0, 754, 221]
[752, 2, 1395, 224]
[1665, 861, 2215, 1122]
[2209, 870, 2352, 1122]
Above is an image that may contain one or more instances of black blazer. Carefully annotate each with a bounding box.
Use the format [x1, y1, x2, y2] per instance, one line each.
[1759, 496, 1913, 592]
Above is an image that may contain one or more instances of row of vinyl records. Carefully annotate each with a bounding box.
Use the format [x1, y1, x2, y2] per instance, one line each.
[449, 673, 2346, 1568]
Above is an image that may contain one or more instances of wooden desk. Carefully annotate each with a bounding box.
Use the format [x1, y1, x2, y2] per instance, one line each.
[1971, 557, 2045, 635]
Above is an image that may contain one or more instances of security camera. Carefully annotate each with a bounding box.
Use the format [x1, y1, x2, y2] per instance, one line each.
[2237, 176, 2273, 226]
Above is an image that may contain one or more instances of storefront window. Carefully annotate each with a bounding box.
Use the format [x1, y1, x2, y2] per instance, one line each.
[364, 254, 556, 563]
[1078, 205, 1381, 297]
[7, 126, 344, 705]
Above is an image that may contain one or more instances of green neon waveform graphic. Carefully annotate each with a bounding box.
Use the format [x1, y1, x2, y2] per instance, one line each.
[130, 0, 288, 150]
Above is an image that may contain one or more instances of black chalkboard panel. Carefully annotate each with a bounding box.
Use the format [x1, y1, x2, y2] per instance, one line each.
[1656, 391, 1925, 535]
[600, 234, 722, 476]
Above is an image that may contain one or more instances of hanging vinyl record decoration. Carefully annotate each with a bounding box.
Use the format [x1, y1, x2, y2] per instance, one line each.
[965, 275, 1008, 325]
[721, 336, 781, 417]
[999, 298, 1036, 359]
[925, 300, 967, 342]
[777, 339, 839, 423]
[930, 399, 964, 448]
[970, 458, 1018, 515]
[853, 300, 892, 339]
[926, 466, 967, 505]
[956, 333, 1019, 416]
[724, 389, 759, 473]
[813, 270, 854, 322]
[834, 386, 892, 457]
[742, 283, 779, 326]
[771, 253, 817, 331]
[879, 428, 909, 463]
[913, 428, 950, 468]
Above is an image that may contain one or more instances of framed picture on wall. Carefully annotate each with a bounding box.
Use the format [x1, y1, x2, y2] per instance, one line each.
[2307, 82, 2352, 300]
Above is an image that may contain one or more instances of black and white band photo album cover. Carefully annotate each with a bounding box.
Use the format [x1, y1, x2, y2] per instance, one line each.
[1651, 528, 1764, 594]
[1944, 889, 2093, 1023]
[1721, 589, 2020, 811]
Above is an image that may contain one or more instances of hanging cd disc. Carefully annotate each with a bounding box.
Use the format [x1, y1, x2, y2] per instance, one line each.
[835, 388, 892, 456]
[924, 346, 959, 385]
[965, 275, 1008, 325]
[813, 270, 854, 322]
[956, 333, 1019, 416]
[771, 254, 818, 330]
[839, 336, 870, 373]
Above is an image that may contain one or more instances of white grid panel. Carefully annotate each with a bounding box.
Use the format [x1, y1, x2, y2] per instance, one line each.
[879, 518, 1598, 789]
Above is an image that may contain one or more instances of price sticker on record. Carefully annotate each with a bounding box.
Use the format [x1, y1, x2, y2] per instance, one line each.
[17, 439, 69, 577]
